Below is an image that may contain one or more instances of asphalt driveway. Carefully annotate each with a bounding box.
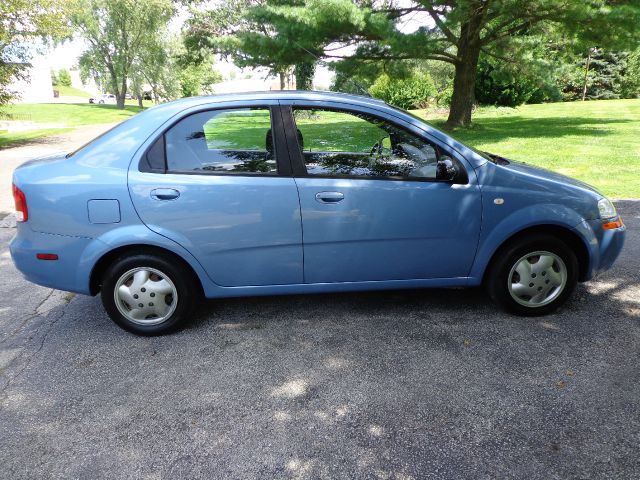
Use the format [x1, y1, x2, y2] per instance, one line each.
[0, 202, 638, 479]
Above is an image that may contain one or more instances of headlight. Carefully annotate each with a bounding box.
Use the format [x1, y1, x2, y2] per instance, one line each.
[598, 197, 617, 219]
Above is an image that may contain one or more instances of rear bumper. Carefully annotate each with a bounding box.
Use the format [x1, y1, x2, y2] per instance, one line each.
[9, 225, 93, 294]
[574, 217, 626, 281]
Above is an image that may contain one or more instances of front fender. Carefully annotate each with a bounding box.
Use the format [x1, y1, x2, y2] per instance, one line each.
[469, 203, 591, 283]
[76, 224, 215, 294]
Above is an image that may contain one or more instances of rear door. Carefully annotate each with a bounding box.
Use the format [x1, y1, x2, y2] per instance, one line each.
[280, 103, 482, 284]
[128, 103, 303, 287]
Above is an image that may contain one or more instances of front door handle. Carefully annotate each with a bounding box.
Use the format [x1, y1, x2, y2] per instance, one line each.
[150, 188, 180, 201]
[315, 191, 344, 204]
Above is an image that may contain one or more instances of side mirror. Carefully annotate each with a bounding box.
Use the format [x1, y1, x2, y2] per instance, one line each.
[436, 156, 457, 181]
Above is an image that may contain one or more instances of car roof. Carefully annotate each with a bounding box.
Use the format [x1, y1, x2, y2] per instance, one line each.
[146, 90, 388, 112]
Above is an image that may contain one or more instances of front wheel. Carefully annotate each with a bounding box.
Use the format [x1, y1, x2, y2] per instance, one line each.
[485, 234, 578, 316]
[100, 253, 200, 335]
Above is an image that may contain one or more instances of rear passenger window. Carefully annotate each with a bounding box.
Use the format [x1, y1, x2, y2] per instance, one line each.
[165, 108, 277, 174]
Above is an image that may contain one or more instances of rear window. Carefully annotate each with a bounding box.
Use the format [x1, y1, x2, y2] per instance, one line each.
[164, 108, 277, 174]
[66, 117, 136, 158]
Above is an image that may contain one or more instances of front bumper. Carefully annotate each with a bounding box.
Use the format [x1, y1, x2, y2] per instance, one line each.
[574, 217, 626, 280]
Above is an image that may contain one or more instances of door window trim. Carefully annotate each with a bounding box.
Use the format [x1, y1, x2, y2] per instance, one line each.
[281, 105, 468, 185]
[138, 105, 293, 177]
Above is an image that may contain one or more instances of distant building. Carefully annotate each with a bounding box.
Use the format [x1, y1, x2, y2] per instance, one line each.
[7, 58, 54, 103]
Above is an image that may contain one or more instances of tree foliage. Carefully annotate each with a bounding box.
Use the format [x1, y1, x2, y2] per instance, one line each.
[0, 0, 71, 106]
[187, 0, 640, 127]
[57, 68, 72, 87]
[71, 0, 174, 108]
[474, 55, 561, 107]
[561, 49, 634, 101]
[620, 49, 640, 98]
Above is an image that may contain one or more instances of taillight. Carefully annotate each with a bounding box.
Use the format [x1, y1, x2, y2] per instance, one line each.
[12, 183, 28, 222]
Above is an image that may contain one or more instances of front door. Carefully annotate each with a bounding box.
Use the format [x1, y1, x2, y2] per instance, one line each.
[283, 105, 482, 284]
[129, 105, 303, 287]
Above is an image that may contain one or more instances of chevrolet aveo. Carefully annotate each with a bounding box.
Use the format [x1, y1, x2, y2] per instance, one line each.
[10, 92, 625, 335]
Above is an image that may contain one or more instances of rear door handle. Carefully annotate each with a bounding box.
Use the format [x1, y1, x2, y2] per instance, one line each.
[315, 191, 344, 204]
[150, 188, 180, 201]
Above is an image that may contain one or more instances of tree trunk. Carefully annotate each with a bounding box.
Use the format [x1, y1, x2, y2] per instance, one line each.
[446, 18, 483, 128]
[116, 76, 127, 109]
[138, 95, 143, 108]
[582, 49, 592, 101]
[294, 61, 315, 90]
[279, 71, 286, 90]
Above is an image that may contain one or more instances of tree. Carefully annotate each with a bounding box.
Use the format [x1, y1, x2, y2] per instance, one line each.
[559, 49, 639, 101]
[185, 0, 318, 89]
[129, 34, 223, 104]
[130, 34, 181, 105]
[0, 0, 70, 106]
[475, 56, 540, 107]
[71, 0, 174, 109]
[190, 0, 640, 127]
[57, 68, 72, 87]
[178, 60, 223, 97]
[294, 61, 315, 90]
[620, 49, 640, 98]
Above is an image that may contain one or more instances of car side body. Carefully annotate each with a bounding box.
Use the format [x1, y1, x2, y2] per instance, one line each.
[10, 91, 625, 333]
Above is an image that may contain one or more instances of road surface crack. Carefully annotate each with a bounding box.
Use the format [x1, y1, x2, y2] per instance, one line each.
[0, 298, 69, 405]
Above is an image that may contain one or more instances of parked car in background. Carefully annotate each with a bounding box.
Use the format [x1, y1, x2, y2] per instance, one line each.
[89, 94, 117, 105]
[10, 91, 625, 335]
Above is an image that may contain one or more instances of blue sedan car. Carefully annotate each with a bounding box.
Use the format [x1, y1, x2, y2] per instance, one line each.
[10, 92, 625, 335]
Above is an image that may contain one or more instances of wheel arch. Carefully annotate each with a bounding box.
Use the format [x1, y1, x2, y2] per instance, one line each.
[89, 244, 205, 296]
[480, 224, 591, 283]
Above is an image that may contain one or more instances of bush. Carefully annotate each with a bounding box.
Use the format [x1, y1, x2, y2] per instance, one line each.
[475, 58, 541, 107]
[368, 72, 436, 109]
[57, 69, 72, 87]
[436, 85, 454, 107]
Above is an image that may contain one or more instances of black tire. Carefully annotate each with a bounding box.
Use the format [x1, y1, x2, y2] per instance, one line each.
[100, 253, 200, 335]
[485, 234, 578, 316]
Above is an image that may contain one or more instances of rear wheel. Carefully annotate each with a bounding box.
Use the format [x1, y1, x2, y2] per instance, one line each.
[485, 234, 578, 316]
[100, 253, 200, 335]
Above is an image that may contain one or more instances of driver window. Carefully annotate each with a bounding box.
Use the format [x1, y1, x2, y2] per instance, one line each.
[292, 108, 440, 179]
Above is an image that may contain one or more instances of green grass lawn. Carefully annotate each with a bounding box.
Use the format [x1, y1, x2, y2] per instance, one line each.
[55, 85, 93, 98]
[414, 99, 640, 198]
[2, 103, 143, 126]
[0, 128, 73, 149]
[0, 103, 144, 149]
